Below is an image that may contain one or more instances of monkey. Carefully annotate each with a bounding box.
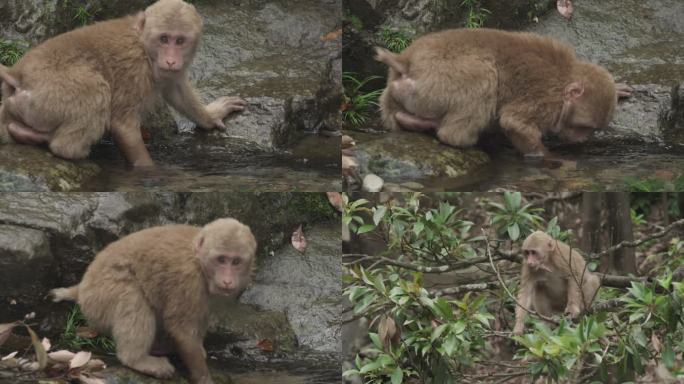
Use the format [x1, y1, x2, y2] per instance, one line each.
[513, 231, 600, 334]
[376, 28, 633, 158]
[0, 0, 246, 167]
[50, 218, 257, 384]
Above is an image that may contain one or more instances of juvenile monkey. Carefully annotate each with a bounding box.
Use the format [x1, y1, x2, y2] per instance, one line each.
[513, 231, 600, 334]
[50, 218, 257, 384]
[0, 0, 246, 167]
[376, 28, 632, 158]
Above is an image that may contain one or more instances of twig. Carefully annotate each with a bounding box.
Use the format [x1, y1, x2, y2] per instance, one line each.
[591, 218, 684, 259]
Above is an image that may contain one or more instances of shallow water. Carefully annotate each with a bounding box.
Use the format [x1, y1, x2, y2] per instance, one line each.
[409, 143, 684, 192]
[82, 134, 341, 192]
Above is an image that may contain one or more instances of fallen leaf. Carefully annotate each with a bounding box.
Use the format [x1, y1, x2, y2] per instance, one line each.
[26, 326, 47, 370]
[326, 192, 344, 212]
[42, 337, 51, 352]
[9, 299, 16, 305]
[85, 358, 107, 370]
[651, 333, 662, 353]
[76, 326, 99, 339]
[341, 135, 356, 148]
[48, 350, 76, 363]
[1, 351, 17, 361]
[78, 373, 107, 384]
[557, 0, 573, 19]
[291, 225, 307, 253]
[69, 351, 92, 370]
[256, 339, 274, 353]
[320, 29, 342, 41]
[24, 312, 35, 320]
[0, 322, 17, 346]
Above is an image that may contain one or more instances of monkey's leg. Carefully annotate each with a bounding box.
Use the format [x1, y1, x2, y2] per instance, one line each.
[394, 111, 439, 132]
[513, 281, 534, 334]
[163, 80, 245, 130]
[435, 111, 489, 148]
[498, 111, 549, 158]
[111, 293, 175, 379]
[8, 121, 50, 145]
[378, 86, 403, 131]
[111, 116, 154, 167]
[168, 327, 213, 384]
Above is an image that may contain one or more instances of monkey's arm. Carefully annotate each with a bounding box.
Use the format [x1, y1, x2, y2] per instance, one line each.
[499, 111, 549, 158]
[111, 117, 154, 167]
[513, 273, 534, 334]
[162, 79, 246, 130]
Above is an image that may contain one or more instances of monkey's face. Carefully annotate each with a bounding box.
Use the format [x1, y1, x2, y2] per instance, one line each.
[204, 250, 254, 298]
[523, 247, 545, 270]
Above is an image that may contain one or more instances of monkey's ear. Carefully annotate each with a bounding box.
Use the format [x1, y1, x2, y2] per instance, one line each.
[134, 11, 146, 33]
[563, 82, 584, 102]
[193, 234, 205, 255]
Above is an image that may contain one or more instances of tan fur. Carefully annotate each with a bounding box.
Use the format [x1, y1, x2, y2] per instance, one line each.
[377, 28, 620, 156]
[513, 231, 600, 334]
[0, 0, 245, 167]
[49, 218, 256, 384]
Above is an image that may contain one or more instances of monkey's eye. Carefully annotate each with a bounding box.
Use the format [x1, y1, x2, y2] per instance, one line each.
[176, 37, 185, 45]
[217, 255, 228, 264]
[232, 258, 241, 266]
[160, 35, 169, 44]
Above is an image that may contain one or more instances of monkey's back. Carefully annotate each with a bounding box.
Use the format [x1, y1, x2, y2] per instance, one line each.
[9, 16, 155, 116]
[77, 225, 207, 332]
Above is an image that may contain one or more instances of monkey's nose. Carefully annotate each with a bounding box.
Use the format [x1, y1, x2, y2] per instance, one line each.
[166, 61, 176, 70]
[221, 280, 233, 289]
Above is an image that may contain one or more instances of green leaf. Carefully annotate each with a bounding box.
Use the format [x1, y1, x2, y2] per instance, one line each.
[357, 224, 375, 234]
[508, 223, 520, 241]
[431, 324, 448, 342]
[373, 206, 387, 226]
[391, 366, 403, 384]
[443, 333, 458, 356]
[662, 342, 675, 369]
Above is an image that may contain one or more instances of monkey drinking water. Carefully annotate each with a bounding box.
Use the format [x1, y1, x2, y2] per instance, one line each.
[376, 28, 632, 158]
[0, 0, 246, 167]
[50, 218, 257, 384]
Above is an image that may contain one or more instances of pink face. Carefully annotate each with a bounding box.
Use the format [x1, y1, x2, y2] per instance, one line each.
[156, 32, 189, 72]
[206, 250, 252, 298]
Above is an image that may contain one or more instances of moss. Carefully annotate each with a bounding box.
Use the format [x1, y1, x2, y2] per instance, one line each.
[287, 193, 337, 223]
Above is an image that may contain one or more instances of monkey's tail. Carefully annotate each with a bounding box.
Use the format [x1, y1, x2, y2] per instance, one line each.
[0, 64, 20, 89]
[49, 285, 79, 302]
[374, 47, 408, 75]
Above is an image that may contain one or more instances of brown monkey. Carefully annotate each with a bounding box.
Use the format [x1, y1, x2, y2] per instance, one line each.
[0, 0, 246, 167]
[50, 219, 257, 384]
[513, 231, 600, 334]
[376, 28, 632, 158]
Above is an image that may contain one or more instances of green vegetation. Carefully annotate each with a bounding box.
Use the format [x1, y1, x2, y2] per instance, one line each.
[343, 192, 684, 383]
[0, 39, 25, 66]
[378, 27, 414, 53]
[342, 73, 384, 127]
[61, 306, 115, 352]
[461, 0, 490, 28]
[346, 12, 363, 31]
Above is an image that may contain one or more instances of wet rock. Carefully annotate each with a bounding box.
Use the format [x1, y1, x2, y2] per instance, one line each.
[595, 84, 672, 144]
[662, 83, 684, 147]
[241, 223, 342, 354]
[354, 131, 490, 180]
[362, 173, 384, 192]
[0, 146, 100, 192]
[0, 225, 51, 295]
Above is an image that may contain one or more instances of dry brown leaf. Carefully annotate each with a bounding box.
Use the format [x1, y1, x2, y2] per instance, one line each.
[48, 350, 76, 363]
[26, 326, 48, 370]
[651, 333, 662, 353]
[1, 351, 17, 361]
[378, 315, 398, 348]
[320, 29, 342, 41]
[341, 135, 356, 148]
[85, 358, 107, 370]
[326, 192, 344, 212]
[291, 225, 307, 253]
[556, 0, 574, 19]
[0, 322, 17, 346]
[75, 326, 99, 339]
[78, 373, 107, 384]
[256, 338, 274, 353]
[69, 351, 92, 369]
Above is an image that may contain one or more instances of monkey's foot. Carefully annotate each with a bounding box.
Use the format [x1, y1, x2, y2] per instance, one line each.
[125, 356, 175, 379]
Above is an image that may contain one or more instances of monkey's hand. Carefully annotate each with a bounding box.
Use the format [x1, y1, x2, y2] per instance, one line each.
[512, 323, 525, 335]
[563, 304, 581, 318]
[205, 97, 247, 130]
[615, 83, 633, 99]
